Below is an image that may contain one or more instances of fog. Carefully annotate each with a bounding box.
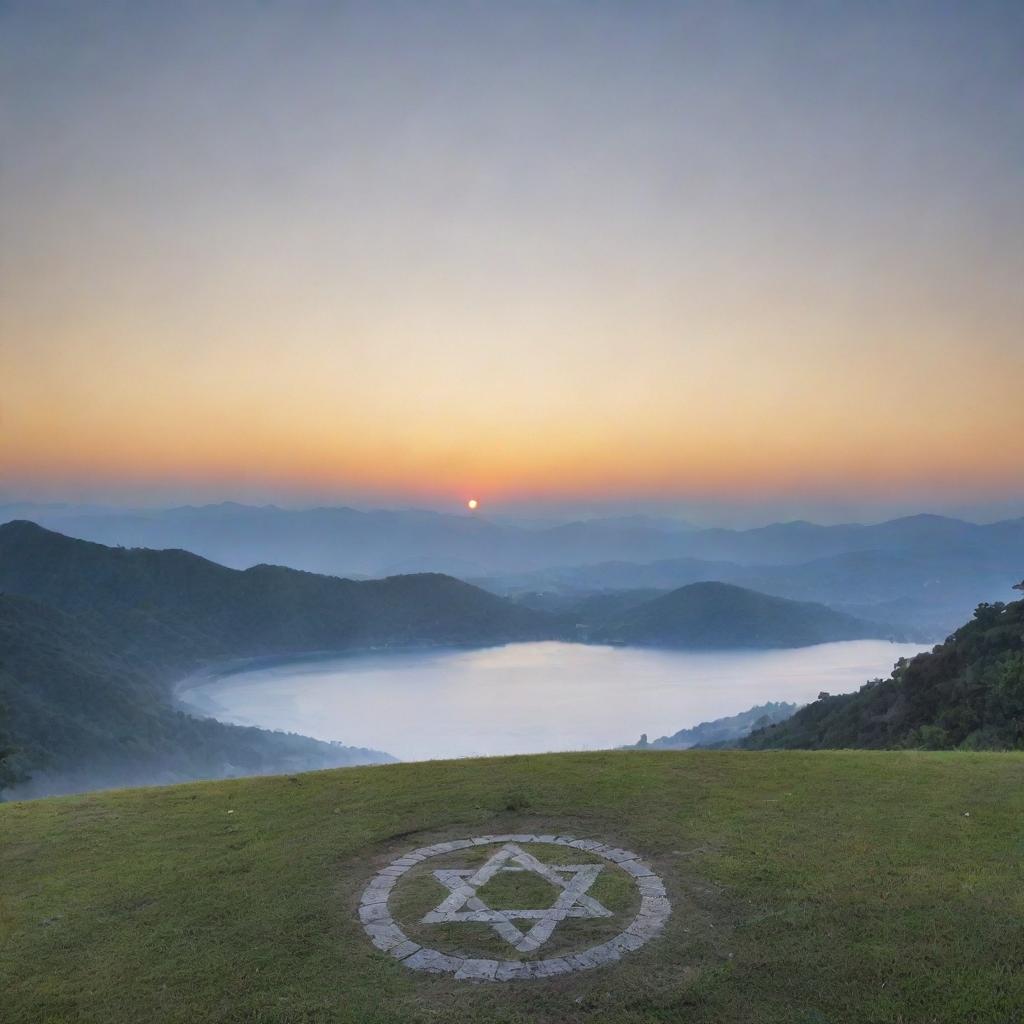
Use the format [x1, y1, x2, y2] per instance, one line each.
[4, 501, 1021, 636]
[2, 502, 1021, 801]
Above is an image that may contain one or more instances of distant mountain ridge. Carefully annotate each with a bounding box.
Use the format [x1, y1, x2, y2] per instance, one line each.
[6, 503, 1020, 638]
[4, 502, 1022, 580]
[480, 544, 1021, 639]
[596, 582, 887, 648]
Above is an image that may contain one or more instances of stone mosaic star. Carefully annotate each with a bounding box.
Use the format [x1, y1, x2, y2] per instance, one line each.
[421, 842, 613, 953]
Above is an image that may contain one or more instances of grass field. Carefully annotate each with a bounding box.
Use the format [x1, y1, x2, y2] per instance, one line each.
[2, 750, 1023, 1023]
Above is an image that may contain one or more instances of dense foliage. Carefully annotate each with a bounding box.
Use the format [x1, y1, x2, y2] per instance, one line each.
[0, 521, 555, 673]
[0, 594, 389, 796]
[746, 596, 1024, 750]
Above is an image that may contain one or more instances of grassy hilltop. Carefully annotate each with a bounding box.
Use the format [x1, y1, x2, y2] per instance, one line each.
[2, 749, 1022, 1024]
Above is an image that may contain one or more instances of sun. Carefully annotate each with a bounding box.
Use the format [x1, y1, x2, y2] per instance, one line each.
[466, 498, 479, 511]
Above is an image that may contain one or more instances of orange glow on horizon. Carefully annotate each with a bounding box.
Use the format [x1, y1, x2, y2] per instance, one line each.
[3, 3, 1023, 513]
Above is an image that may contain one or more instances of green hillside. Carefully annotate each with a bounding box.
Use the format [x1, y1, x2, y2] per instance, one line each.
[0, 521, 555, 667]
[600, 581, 885, 648]
[746, 596, 1024, 750]
[0, 522, 555, 795]
[2, 750, 1022, 1023]
[0, 594, 389, 793]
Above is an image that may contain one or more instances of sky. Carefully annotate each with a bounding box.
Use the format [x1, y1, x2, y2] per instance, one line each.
[2, 1, 1023, 524]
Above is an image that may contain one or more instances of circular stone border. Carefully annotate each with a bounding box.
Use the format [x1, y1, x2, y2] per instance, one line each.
[358, 833, 671, 981]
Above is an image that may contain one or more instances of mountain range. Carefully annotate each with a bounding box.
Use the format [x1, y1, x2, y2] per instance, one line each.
[483, 546, 1017, 639]
[5, 501, 1022, 572]
[5, 503, 1020, 637]
[0, 521, 904, 796]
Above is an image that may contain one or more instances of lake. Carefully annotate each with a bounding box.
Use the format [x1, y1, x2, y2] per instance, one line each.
[178, 640, 928, 761]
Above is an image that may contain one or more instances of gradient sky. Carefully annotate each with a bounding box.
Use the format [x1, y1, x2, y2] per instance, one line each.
[2, 1, 1023, 520]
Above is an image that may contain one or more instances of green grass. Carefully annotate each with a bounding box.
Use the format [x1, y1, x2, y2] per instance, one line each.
[2, 750, 1023, 1023]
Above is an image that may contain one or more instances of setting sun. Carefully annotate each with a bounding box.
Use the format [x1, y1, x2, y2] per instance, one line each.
[467, 498, 479, 511]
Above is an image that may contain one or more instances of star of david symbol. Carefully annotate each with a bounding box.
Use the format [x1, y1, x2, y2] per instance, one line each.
[420, 842, 613, 952]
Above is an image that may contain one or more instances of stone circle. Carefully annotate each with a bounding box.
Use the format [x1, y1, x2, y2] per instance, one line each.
[357, 833, 670, 980]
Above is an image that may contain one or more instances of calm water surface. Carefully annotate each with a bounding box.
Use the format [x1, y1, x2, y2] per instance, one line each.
[180, 640, 927, 761]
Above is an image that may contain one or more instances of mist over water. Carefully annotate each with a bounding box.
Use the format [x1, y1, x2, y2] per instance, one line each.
[180, 640, 928, 761]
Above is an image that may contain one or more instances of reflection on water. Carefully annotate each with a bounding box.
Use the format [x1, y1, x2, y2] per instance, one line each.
[180, 640, 928, 762]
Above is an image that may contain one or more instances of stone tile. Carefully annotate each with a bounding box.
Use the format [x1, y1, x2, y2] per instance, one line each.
[364, 923, 406, 951]
[569, 839, 604, 851]
[640, 895, 671, 917]
[425, 841, 459, 854]
[580, 943, 621, 967]
[495, 961, 530, 981]
[637, 877, 667, 896]
[360, 833, 672, 981]
[403, 949, 462, 974]
[619, 859, 655, 878]
[454, 958, 500, 981]
[607, 931, 647, 952]
[530, 957, 574, 977]
[600, 847, 638, 863]
[626, 916, 662, 940]
[388, 939, 422, 961]
[358, 903, 391, 923]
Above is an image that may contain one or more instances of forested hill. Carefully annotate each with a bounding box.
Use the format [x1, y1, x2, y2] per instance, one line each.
[744, 593, 1024, 750]
[598, 581, 886, 648]
[0, 521, 557, 670]
[0, 522, 557, 796]
[0, 593, 389, 796]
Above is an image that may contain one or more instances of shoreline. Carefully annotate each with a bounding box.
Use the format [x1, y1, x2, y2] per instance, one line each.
[174, 638, 928, 764]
